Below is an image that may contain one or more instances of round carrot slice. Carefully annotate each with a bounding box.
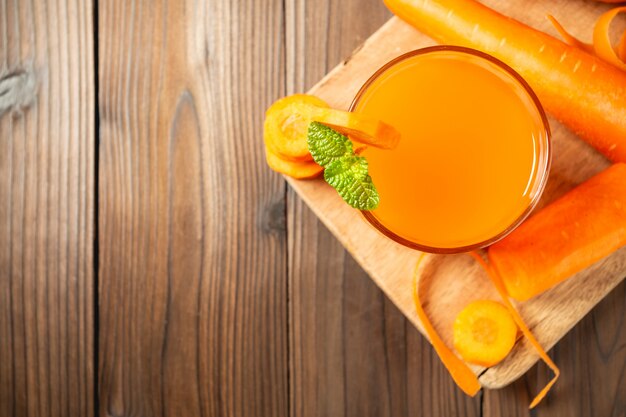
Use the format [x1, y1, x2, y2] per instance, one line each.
[265, 146, 323, 179]
[453, 300, 517, 367]
[264, 94, 329, 162]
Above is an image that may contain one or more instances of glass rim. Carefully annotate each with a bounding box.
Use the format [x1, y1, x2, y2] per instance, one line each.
[350, 45, 552, 254]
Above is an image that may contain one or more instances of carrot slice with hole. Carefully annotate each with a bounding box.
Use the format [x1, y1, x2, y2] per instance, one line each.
[470, 252, 560, 409]
[593, 7, 626, 70]
[412, 255, 481, 397]
[313, 109, 401, 149]
[453, 300, 517, 367]
[264, 94, 329, 162]
[265, 146, 323, 179]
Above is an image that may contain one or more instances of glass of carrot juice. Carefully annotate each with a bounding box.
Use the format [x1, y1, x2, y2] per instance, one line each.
[352, 46, 551, 253]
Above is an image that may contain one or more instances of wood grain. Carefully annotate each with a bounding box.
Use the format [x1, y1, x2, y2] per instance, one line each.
[0, 1, 622, 416]
[0, 0, 95, 416]
[286, 0, 626, 389]
[98, 0, 288, 416]
[285, 1, 479, 416]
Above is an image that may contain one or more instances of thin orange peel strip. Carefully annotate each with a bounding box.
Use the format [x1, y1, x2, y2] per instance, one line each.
[469, 252, 560, 409]
[412, 254, 481, 396]
[618, 30, 626, 61]
[546, 14, 594, 53]
[547, 9, 626, 70]
[593, 6, 626, 70]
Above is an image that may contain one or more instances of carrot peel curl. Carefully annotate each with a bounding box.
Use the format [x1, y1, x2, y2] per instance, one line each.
[412, 254, 481, 397]
[548, 8, 626, 70]
[593, 7, 626, 70]
[469, 252, 560, 409]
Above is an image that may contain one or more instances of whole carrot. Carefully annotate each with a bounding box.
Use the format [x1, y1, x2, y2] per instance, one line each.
[488, 163, 626, 301]
[384, 0, 626, 163]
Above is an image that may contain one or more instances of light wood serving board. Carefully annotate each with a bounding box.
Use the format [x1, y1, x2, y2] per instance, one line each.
[285, 0, 626, 388]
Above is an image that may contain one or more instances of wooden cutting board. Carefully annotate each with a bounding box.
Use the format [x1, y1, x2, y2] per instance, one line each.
[285, 0, 626, 389]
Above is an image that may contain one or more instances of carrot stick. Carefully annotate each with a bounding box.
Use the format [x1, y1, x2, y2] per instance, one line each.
[384, 0, 626, 163]
[470, 252, 560, 409]
[488, 163, 626, 301]
[412, 255, 481, 397]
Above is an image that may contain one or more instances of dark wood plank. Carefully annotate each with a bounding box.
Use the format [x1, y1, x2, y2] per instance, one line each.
[97, 0, 288, 416]
[285, 1, 480, 416]
[0, 0, 95, 416]
[484, 281, 626, 416]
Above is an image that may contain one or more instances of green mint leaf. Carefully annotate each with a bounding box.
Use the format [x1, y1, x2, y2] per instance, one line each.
[324, 156, 368, 189]
[307, 122, 380, 210]
[307, 121, 353, 166]
[336, 174, 380, 210]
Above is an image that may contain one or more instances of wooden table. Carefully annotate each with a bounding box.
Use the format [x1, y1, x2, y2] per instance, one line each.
[0, 0, 624, 416]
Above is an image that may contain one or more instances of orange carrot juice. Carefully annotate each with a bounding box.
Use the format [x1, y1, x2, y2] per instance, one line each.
[353, 47, 550, 252]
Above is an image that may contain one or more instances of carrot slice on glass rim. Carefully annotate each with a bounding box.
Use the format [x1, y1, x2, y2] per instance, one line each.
[264, 94, 329, 162]
[264, 94, 400, 165]
[313, 109, 401, 150]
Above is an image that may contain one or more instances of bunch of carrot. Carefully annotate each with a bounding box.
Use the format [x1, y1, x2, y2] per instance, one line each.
[384, 0, 626, 407]
[266, 0, 626, 407]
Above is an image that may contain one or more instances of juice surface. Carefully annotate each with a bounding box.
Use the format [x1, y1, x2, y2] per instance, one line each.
[355, 50, 547, 250]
